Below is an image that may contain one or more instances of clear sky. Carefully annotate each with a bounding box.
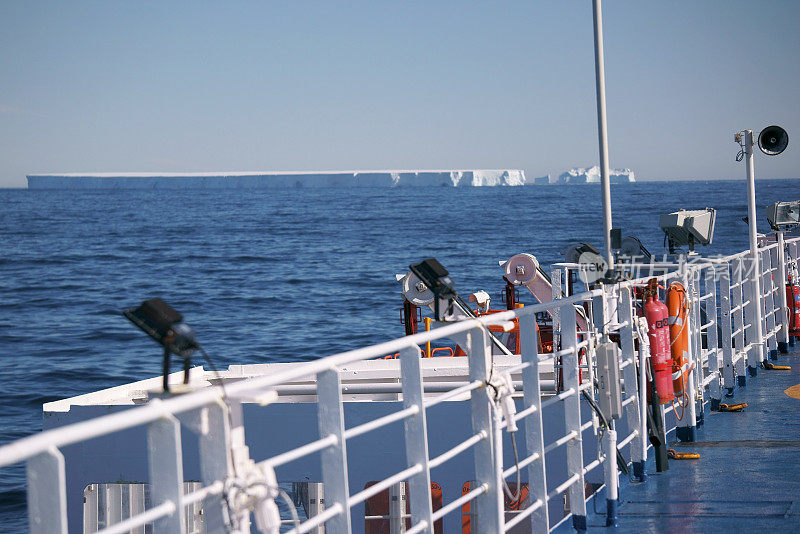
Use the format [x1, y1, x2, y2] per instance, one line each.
[1, 1, 798, 187]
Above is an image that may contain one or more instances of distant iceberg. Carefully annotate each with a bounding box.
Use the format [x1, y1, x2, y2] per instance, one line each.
[26, 170, 526, 189]
[556, 166, 635, 184]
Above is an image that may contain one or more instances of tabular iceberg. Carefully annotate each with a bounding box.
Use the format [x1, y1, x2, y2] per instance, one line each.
[26, 170, 526, 189]
[556, 166, 635, 184]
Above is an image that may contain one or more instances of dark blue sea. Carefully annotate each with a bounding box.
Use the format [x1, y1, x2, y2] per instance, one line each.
[0, 179, 797, 530]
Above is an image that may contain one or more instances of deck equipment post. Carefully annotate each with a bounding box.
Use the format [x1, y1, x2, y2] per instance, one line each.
[676, 270, 697, 442]
[400, 346, 434, 533]
[520, 312, 550, 529]
[618, 287, 646, 481]
[733, 258, 748, 384]
[602, 428, 618, 527]
[743, 130, 766, 369]
[592, 0, 614, 271]
[776, 231, 790, 353]
[561, 307, 587, 531]
[704, 268, 723, 411]
[469, 327, 503, 532]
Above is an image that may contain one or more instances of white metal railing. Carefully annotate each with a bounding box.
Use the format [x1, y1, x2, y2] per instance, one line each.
[1, 236, 799, 534]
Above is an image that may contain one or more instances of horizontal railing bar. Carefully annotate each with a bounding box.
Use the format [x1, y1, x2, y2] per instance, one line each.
[702, 373, 718, 387]
[95, 501, 175, 534]
[512, 403, 538, 423]
[502, 361, 532, 375]
[503, 451, 541, 478]
[429, 431, 487, 469]
[343, 405, 419, 440]
[544, 431, 578, 455]
[284, 503, 344, 534]
[580, 420, 593, 432]
[404, 519, 431, 534]
[619, 359, 632, 370]
[582, 456, 604, 475]
[503, 498, 545, 531]
[183, 481, 223, 506]
[349, 464, 423, 506]
[605, 320, 630, 332]
[262, 434, 338, 468]
[541, 387, 576, 410]
[1, 289, 609, 467]
[423, 380, 484, 408]
[699, 293, 714, 302]
[432, 484, 487, 523]
[621, 395, 636, 407]
[547, 473, 580, 502]
[700, 321, 714, 331]
[617, 429, 639, 450]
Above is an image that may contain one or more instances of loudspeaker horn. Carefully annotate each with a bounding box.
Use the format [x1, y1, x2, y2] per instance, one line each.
[758, 125, 788, 156]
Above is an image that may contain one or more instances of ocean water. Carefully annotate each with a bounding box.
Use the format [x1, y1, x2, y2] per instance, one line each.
[0, 179, 797, 529]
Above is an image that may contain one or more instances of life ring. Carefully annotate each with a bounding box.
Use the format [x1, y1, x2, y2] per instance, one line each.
[667, 282, 692, 397]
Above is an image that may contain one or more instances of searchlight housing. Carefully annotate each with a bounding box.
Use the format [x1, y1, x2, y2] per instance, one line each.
[765, 201, 800, 230]
[659, 208, 717, 254]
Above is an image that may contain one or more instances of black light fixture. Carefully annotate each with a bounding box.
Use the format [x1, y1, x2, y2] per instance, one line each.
[124, 298, 198, 393]
[409, 258, 515, 357]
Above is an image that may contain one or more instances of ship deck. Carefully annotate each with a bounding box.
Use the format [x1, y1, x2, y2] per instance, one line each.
[571, 347, 800, 533]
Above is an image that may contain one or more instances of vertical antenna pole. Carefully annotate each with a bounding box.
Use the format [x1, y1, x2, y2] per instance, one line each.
[592, 0, 614, 271]
[744, 130, 765, 366]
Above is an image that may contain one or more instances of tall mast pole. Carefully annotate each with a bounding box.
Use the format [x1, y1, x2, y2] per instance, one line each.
[744, 130, 765, 367]
[592, 0, 614, 271]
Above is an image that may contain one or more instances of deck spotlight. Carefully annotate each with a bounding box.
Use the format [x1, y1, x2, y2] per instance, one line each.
[765, 201, 800, 230]
[123, 298, 198, 393]
[409, 258, 457, 321]
[659, 208, 716, 254]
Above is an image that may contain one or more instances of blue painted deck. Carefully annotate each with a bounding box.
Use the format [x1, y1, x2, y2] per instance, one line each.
[563, 348, 800, 533]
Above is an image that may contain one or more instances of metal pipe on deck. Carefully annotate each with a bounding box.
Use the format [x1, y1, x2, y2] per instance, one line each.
[744, 130, 766, 366]
[592, 0, 614, 271]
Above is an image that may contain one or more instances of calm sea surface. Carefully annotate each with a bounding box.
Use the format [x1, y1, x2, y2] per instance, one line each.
[0, 179, 797, 529]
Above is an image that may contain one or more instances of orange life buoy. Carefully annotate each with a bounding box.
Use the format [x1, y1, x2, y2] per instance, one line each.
[667, 282, 692, 397]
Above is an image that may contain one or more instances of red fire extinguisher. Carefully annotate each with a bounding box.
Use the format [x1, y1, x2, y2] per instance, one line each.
[645, 281, 674, 404]
[787, 274, 800, 337]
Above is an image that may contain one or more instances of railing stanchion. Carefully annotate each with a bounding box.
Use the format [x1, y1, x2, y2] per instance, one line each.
[719, 263, 735, 396]
[705, 267, 722, 410]
[468, 326, 503, 532]
[27, 447, 68, 534]
[317, 369, 352, 533]
[199, 402, 233, 532]
[601, 428, 618, 527]
[561, 306, 587, 531]
[743, 254, 762, 375]
[147, 415, 186, 534]
[677, 269, 697, 442]
[762, 248, 778, 359]
[776, 231, 790, 353]
[520, 312, 550, 531]
[619, 287, 646, 480]
[734, 258, 750, 382]
[400, 346, 433, 534]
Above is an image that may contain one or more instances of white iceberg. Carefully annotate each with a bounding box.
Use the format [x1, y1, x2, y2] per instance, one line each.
[556, 166, 635, 184]
[26, 170, 527, 189]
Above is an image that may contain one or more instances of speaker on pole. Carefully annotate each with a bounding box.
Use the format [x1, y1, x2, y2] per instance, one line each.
[758, 125, 789, 155]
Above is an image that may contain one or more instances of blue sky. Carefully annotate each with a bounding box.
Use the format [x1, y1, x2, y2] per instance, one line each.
[1, 1, 798, 187]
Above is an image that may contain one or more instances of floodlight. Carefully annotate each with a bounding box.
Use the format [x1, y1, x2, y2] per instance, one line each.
[409, 258, 457, 321]
[765, 201, 800, 230]
[659, 208, 716, 253]
[124, 298, 198, 392]
[618, 236, 652, 263]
